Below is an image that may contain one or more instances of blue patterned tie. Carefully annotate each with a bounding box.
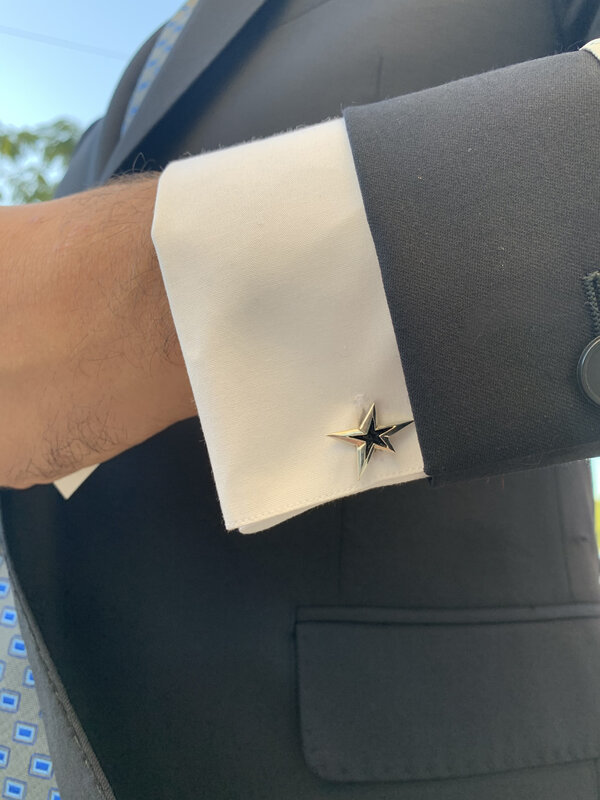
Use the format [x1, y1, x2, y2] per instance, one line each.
[121, 0, 200, 137]
[0, 554, 60, 799]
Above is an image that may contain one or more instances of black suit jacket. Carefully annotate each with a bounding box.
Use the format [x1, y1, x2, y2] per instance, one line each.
[3, 1, 600, 798]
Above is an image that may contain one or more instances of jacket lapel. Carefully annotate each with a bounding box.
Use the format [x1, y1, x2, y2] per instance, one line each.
[100, 0, 272, 181]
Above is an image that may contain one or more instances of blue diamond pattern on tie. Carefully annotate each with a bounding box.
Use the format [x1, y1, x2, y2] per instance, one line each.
[0, 551, 60, 799]
[121, 0, 200, 137]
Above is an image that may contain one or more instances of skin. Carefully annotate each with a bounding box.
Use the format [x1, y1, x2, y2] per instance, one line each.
[0, 174, 196, 490]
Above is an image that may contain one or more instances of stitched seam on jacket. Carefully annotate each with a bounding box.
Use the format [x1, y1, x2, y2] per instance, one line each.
[1, 539, 116, 800]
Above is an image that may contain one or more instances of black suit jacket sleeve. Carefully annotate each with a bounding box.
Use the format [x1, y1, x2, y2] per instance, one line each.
[343, 49, 600, 486]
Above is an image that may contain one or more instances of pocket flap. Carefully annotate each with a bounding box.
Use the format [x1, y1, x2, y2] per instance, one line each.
[296, 605, 600, 782]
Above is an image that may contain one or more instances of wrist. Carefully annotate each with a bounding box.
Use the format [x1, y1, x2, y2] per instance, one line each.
[0, 175, 195, 489]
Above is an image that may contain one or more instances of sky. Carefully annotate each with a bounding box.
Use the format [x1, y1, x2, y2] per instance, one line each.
[0, 0, 179, 129]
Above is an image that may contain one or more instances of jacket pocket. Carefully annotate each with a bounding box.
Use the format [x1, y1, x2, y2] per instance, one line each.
[295, 604, 600, 783]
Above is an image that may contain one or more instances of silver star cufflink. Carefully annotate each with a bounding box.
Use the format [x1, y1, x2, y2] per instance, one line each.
[327, 402, 414, 479]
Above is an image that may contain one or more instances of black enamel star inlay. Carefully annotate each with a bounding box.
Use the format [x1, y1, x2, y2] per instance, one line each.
[328, 403, 414, 478]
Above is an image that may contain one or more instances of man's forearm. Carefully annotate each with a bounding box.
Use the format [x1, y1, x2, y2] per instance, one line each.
[0, 174, 195, 489]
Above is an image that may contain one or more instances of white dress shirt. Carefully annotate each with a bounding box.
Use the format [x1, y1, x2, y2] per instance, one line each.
[54, 116, 426, 532]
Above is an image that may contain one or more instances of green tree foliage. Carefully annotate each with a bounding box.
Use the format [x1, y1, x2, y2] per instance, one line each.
[0, 118, 82, 204]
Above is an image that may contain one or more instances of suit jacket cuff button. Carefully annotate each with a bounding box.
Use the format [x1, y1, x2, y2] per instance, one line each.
[577, 336, 600, 406]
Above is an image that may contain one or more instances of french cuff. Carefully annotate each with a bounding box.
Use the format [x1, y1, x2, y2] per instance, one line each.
[151, 117, 425, 533]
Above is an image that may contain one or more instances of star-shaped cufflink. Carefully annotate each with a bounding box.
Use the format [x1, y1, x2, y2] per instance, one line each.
[327, 402, 414, 479]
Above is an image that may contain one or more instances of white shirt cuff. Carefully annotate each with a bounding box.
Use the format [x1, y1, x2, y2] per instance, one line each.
[54, 464, 99, 499]
[150, 117, 425, 532]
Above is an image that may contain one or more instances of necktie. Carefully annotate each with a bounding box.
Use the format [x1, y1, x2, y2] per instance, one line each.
[0, 555, 60, 799]
[121, 0, 199, 137]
